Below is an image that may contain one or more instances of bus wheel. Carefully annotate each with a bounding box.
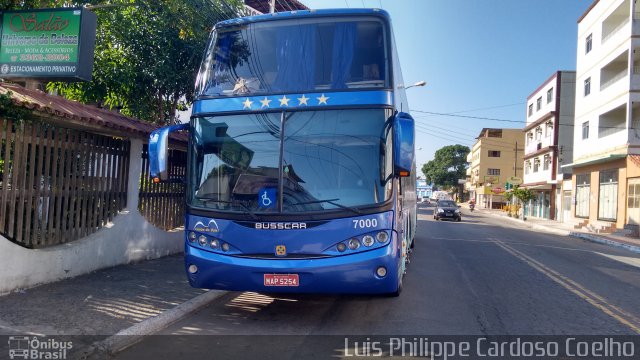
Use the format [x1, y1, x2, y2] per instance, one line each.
[389, 237, 408, 297]
[390, 278, 403, 297]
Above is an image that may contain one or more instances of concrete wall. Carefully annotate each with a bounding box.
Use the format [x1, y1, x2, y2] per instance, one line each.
[0, 139, 184, 295]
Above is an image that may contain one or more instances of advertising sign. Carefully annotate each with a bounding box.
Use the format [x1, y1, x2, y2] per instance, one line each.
[506, 176, 523, 185]
[483, 175, 500, 185]
[0, 7, 96, 81]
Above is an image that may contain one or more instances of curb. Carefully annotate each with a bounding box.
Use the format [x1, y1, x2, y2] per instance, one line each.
[479, 210, 571, 236]
[80, 290, 226, 359]
[478, 209, 640, 254]
[570, 232, 640, 254]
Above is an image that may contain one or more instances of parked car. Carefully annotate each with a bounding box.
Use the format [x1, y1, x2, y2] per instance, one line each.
[433, 200, 461, 221]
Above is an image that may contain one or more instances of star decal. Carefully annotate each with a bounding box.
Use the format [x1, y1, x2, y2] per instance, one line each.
[297, 94, 309, 106]
[260, 97, 272, 108]
[242, 98, 253, 109]
[279, 95, 290, 106]
[317, 94, 329, 105]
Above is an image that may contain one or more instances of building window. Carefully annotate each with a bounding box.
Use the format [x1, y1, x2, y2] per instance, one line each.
[528, 104, 533, 117]
[547, 88, 554, 103]
[582, 121, 589, 139]
[575, 174, 590, 218]
[545, 121, 553, 137]
[488, 150, 501, 157]
[535, 126, 542, 140]
[628, 178, 640, 225]
[543, 154, 550, 171]
[584, 77, 591, 96]
[598, 169, 618, 221]
[526, 132, 533, 145]
[536, 97, 542, 111]
[525, 160, 531, 175]
[487, 168, 500, 176]
[585, 33, 592, 54]
[533, 158, 540, 172]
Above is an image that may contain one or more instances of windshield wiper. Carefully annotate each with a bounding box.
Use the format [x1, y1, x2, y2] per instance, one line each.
[196, 197, 259, 220]
[290, 198, 362, 215]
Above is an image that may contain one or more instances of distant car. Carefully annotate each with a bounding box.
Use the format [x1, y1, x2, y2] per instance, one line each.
[433, 200, 461, 221]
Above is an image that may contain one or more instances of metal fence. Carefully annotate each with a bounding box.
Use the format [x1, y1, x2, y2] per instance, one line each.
[0, 119, 130, 248]
[138, 144, 186, 231]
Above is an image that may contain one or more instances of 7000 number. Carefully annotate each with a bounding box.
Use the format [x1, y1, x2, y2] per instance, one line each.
[353, 218, 378, 229]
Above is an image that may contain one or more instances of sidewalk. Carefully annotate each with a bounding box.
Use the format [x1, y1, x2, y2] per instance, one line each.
[0, 254, 226, 358]
[473, 206, 640, 254]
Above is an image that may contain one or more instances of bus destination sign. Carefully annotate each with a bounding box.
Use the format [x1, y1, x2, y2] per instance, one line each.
[0, 7, 96, 81]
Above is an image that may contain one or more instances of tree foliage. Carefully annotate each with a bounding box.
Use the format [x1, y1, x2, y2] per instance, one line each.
[421, 144, 470, 187]
[3, 0, 244, 124]
[512, 187, 534, 203]
[0, 91, 33, 123]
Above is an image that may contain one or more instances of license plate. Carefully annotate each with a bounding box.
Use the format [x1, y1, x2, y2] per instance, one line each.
[264, 274, 299, 286]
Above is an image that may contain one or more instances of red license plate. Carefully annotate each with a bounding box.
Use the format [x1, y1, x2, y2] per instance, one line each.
[264, 274, 299, 287]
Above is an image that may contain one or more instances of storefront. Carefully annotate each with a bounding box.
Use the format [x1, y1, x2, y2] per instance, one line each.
[521, 183, 555, 220]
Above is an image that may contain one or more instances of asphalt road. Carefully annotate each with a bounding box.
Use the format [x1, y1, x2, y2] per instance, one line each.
[116, 205, 640, 359]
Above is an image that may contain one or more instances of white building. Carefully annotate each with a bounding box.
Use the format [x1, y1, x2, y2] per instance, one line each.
[568, 0, 640, 233]
[522, 71, 575, 221]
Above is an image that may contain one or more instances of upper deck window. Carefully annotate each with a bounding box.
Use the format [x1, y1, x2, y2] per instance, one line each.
[195, 17, 389, 97]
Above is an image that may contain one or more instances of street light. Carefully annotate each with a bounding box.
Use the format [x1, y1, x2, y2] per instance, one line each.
[403, 80, 426, 90]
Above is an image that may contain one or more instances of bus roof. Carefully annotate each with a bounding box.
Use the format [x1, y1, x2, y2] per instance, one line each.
[215, 8, 391, 29]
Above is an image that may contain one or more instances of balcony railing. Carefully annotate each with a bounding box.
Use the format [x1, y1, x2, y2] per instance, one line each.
[600, 70, 628, 91]
[602, 17, 630, 44]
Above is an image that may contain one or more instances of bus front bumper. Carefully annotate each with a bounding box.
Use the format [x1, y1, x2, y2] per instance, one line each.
[185, 244, 400, 294]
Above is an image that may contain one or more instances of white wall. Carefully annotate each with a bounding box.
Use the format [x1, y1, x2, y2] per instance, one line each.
[0, 139, 184, 295]
[574, 0, 632, 161]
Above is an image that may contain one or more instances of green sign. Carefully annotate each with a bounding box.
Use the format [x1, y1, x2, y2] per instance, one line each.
[0, 7, 96, 81]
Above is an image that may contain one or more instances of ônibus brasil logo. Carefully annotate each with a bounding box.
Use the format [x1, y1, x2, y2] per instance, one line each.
[8, 336, 72, 359]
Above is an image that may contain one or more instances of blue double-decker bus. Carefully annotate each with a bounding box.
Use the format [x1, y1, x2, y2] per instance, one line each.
[150, 8, 416, 295]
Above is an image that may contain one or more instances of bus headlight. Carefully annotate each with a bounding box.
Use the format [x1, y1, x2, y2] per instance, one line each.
[376, 231, 388, 243]
[362, 235, 374, 247]
[348, 238, 360, 250]
[188, 264, 198, 274]
[221, 242, 230, 252]
[198, 235, 207, 247]
[209, 239, 220, 249]
[188, 232, 197, 242]
[337, 243, 346, 252]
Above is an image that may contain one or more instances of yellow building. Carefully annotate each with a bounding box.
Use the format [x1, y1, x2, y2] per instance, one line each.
[467, 128, 525, 209]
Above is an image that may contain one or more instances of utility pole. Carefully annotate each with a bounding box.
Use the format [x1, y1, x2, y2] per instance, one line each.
[514, 141, 518, 177]
[270, 0, 276, 13]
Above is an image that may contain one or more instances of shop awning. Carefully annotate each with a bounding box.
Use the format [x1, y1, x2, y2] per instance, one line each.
[561, 154, 626, 170]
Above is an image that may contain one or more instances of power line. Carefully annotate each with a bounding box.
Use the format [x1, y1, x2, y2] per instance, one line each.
[417, 102, 525, 117]
[412, 109, 636, 131]
[412, 110, 525, 124]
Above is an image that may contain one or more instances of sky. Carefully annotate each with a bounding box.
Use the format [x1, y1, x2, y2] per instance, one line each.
[300, 0, 593, 170]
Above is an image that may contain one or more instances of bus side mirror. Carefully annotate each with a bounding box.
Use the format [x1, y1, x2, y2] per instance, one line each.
[393, 112, 415, 177]
[149, 123, 188, 182]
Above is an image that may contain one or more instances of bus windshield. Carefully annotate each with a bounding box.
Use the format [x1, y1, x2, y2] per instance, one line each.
[188, 109, 394, 214]
[195, 16, 389, 97]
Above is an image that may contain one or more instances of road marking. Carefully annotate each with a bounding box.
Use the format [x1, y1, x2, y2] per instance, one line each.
[493, 239, 640, 334]
[435, 235, 640, 265]
[596, 253, 640, 269]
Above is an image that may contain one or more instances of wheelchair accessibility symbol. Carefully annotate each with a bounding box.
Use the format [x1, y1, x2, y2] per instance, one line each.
[258, 187, 276, 208]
